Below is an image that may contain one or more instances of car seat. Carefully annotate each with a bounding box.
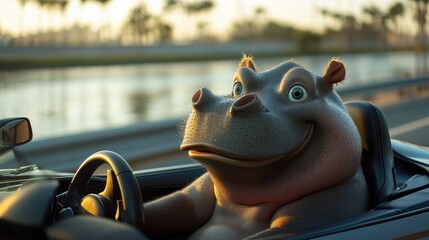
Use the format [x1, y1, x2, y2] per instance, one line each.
[345, 101, 397, 207]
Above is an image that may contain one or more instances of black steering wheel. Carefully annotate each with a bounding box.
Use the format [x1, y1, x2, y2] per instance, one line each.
[62, 151, 144, 229]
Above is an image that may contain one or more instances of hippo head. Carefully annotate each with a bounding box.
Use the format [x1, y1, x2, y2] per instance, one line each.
[180, 56, 362, 205]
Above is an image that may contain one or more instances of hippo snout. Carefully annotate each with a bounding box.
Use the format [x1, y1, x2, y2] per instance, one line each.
[182, 86, 313, 161]
[191, 88, 267, 116]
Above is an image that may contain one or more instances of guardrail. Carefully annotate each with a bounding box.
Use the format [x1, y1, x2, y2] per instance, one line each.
[1, 75, 428, 172]
[338, 75, 429, 98]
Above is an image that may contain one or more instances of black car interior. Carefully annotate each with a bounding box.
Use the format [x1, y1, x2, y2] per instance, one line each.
[0, 101, 429, 240]
[346, 101, 397, 207]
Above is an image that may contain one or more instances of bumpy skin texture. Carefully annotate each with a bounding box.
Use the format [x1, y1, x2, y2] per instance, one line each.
[144, 56, 370, 239]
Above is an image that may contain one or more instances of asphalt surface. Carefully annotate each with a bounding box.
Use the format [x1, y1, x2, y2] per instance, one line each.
[381, 95, 429, 147]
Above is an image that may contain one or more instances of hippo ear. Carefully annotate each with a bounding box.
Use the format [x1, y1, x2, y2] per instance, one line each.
[322, 59, 345, 88]
[239, 54, 257, 72]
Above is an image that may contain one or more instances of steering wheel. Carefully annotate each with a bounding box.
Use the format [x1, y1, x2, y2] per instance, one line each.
[62, 151, 144, 229]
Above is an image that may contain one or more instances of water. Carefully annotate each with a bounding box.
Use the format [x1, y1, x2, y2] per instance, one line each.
[0, 51, 426, 140]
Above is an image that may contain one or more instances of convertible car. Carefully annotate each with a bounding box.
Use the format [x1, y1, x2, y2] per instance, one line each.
[0, 101, 428, 239]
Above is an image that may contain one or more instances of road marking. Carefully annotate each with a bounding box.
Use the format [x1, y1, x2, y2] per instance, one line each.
[390, 116, 429, 137]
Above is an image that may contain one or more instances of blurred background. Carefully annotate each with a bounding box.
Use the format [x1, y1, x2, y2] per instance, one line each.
[0, 0, 429, 171]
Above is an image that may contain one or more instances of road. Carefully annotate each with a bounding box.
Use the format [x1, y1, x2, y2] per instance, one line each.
[381, 95, 429, 147]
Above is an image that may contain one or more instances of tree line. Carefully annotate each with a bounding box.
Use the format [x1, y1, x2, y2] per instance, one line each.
[4, 0, 429, 54]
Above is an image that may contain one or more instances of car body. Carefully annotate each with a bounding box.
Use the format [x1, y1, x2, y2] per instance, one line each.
[0, 101, 428, 239]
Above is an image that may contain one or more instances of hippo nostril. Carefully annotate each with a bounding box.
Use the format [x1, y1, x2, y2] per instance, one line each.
[192, 88, 214, 110]
[234, 94, 256, 108]
[231, 94, 266, 115]
[192, 89, 202, 105]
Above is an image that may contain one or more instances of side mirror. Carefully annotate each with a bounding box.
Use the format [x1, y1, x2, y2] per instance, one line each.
[0, 117, 33, 148]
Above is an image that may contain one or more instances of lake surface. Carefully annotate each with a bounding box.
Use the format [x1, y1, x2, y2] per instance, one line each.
[0, 51, 427, 140]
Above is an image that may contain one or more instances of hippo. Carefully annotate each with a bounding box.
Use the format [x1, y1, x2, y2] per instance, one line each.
[143, 56, 370, 239]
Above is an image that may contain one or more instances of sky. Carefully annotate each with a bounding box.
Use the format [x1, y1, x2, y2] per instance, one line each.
[0, 0, 413, 41]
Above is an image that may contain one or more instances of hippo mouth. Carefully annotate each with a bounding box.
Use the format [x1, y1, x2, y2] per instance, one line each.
[182, 124, 314, 167]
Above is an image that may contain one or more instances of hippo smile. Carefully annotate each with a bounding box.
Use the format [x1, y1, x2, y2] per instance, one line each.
[182, 123, 314, 167]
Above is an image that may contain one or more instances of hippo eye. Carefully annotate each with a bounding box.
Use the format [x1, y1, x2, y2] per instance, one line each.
[232, 82, 245, 97]
[288, 85, 308, 102]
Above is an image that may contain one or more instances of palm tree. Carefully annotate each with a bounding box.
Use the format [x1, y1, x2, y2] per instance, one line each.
[382, 2, 406, 48]
[320, 9, 358, 31]
[254, 6, 267, 35]
[320, 9, 359, 48]
[182, 0, 214, 14]
[164, 0, 181, 12]
[36, 0, 70, 45]
[410, 0, 429, 71]
[153, 17, 173, 43]
[81, 0, 112, 44]
[386, 2, 405, 33]
[363, 5, 385, 30]
[36, 0, 58, 44]
[38, 0, 53, 31]
[182, 0, 215, 41]
[58, 0, 69, 46]
[18, 0, 28, 44]
[363, 5, 388, 48]
[123, 4, 152, 45]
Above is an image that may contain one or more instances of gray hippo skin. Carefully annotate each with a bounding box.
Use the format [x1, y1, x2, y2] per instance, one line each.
[144, 56, 370, 239]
